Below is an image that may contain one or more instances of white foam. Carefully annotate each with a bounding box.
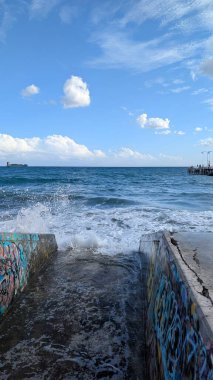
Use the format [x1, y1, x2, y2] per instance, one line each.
[71, 232, 107, 250]
[0, 203, 52, 234]
[0, 201, 213, 255]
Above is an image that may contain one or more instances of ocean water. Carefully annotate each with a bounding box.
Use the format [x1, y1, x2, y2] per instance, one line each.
[0, 166, 213, 255]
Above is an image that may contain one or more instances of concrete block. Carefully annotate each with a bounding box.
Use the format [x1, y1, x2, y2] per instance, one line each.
[0, 233, 57, 319]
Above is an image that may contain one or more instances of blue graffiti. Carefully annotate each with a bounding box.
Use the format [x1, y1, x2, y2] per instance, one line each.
[147, 241, 213, 380]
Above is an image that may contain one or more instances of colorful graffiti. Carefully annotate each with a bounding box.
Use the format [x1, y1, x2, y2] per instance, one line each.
[146, 238, 213, 380]
[0, 234, 40, 317]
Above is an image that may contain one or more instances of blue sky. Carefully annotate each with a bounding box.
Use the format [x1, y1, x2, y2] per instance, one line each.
[0, 0, 213, 166]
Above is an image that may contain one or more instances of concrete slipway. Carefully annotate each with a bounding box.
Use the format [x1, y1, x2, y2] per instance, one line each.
[0, 231, 212, 379]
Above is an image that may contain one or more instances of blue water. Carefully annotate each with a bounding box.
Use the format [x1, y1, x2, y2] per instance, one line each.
[0, 167, 213, 254]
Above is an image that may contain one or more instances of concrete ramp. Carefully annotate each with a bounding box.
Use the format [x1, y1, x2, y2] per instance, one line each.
[0, 231, 212, 379]
[140, 231, 213, 379]
[0, 233, 57, 318]
[0, 249, 147, 379]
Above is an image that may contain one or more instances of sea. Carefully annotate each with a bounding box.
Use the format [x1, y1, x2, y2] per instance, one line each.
[0, 166, 213, 255]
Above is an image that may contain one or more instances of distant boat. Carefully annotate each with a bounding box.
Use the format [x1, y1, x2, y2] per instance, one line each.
[6, 162, 28, 167]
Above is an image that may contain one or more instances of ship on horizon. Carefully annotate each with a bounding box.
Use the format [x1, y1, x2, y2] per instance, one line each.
[6, 162, 28, 167]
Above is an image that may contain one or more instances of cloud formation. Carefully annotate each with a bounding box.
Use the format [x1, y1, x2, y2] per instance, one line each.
[89, 0, 213, 74]
[0, 133, 187, 166]
[45, 135, 98, 158]
[62, 76, 91, 108]
[171, 86, 190, 94]
[199, 137, 213, 147]
[137, 113, 170, 130]
[159, 153, 183, 162]
[90, 32, 202, 72]
[0, 133, 152, 165]
[21, 84, 40, 97]
[0, 134, 40, 153]
[155, 130, 171, 135]
[115, 147, 154, 160]
[0, 134, 104, 162]
[174, 130, 185, 135]
[192, 88, 208, 96]
[195, 127, 203, 133]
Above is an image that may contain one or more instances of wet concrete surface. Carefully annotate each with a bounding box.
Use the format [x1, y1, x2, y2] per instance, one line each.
[0, 249, 148, 379]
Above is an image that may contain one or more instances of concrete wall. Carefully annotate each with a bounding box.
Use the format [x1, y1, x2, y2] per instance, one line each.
[0, 233, 57, 318]
[140, 232, 213, 380]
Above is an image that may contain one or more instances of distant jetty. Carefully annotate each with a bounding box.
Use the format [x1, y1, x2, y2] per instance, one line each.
[188, 151, 213, 175]
[188, 165, 213, 176]
[6, 162, 28, 167]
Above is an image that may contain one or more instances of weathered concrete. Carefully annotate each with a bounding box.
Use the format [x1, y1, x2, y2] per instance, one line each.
[0, 249, 147, 379]
[140, 231, 213, 380]
[0, 233, 57, 319]
[172, 232, 213, 297]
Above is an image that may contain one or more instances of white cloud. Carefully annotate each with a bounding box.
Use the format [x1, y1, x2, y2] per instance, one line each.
[200, 57, 213, 78]
[120, 0, 213, 32]
[89, 0, 213, 74]
[195, 127, 203, 133]
[0, 134, 40, 153]
[0, 134, 104, 162]
[115, 147, 154, 160]
[137, 113, 170, 130]
[192, 88, 208, 96]
[199, 137, 213, 147]
[155, 129, 185, 135]
[159, 153, 183, 162]
[93, 149, 106, 158]
[45, 135, 99, 158]
[90, 31, 202, 72]
[21, 84, 40, 97]
[155, 130, 171, 135]
[191, 70, 197, 81]
[171, 86, 190, 94]
[0, 133, 157, 165]
[62, 76, 91, 109]
[0, 133, 189, 166]
[145, 78, 186, 92]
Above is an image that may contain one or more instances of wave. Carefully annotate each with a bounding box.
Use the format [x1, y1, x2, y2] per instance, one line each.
[0, 167, 212, 255]
[1, 202, 213, 255]
[0, 177, 81, 185]
[86, 196, 138, 207]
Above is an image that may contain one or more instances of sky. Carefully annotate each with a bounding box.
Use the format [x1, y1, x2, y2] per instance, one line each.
[0, 0, 213, 166]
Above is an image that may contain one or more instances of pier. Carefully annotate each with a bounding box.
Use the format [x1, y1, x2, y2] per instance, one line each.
[188, 165, 213, 175]
[189, 150, 213, 175]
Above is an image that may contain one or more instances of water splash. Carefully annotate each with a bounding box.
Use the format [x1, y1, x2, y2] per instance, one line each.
[1, 203, 52, 234]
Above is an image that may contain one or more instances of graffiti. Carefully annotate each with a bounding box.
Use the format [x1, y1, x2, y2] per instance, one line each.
[0, 242, 28, 315]
[147, 239, 213, 380]
[0, 234, 39, 317]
